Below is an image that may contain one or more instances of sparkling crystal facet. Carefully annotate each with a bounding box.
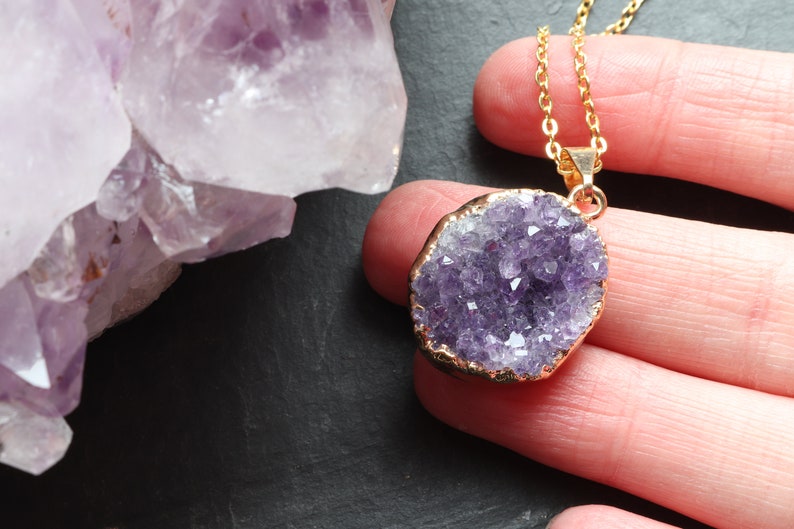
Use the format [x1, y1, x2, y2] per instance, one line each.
[410, 190, 608, 381]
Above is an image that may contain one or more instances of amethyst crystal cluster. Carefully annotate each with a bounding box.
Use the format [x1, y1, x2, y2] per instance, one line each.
[410, 190, 608, 382]
[0, 0, 405, 474]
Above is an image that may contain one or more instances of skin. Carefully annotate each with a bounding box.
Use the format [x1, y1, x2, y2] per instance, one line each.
[361, 35, 794, 529]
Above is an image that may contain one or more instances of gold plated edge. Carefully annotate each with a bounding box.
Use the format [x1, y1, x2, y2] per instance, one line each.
[408, 188, 608, 384]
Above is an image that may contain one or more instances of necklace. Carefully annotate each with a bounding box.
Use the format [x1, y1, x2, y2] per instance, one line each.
[537, 0, 644, 210]
[408, 1, 645, 383]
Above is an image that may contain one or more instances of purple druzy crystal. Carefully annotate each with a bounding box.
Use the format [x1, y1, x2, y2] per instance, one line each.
[410, 190, 608, 380]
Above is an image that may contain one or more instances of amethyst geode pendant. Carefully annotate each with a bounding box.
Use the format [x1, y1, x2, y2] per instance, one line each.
[409, 189, 608, 383]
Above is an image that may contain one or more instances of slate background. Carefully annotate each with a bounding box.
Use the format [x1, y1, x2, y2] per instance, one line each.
[4, 1, 794, 528]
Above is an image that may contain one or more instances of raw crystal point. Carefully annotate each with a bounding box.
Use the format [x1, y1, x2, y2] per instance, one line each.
[0, 401, 73, 476]
[0, 275, 88, 415]
[410, 190, 608, 381]
[0, 0, 131, 289]
[98, 132, 297, 263]
[122, 0, 406, 197]
[381, 0, 397, 18]
[0, 0, 405, 474]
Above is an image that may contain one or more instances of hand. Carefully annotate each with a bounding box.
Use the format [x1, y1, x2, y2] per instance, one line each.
[362, 35, 794, 529]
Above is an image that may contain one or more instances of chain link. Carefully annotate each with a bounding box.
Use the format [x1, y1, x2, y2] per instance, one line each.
[535, 26, 563, 164]
[536, 0, 646, 174]
[573, 0, 647, 35]
[571, 27, 607, 165]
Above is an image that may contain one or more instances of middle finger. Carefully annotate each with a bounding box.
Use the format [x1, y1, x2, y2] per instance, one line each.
[362, 180, 794, 396]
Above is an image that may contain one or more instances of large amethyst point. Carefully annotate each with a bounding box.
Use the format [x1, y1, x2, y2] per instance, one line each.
[409, 189, 608, 383]
[0, 0, 405, 475]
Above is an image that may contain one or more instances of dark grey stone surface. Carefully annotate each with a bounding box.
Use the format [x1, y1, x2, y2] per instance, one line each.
[3, 1, 793, 528]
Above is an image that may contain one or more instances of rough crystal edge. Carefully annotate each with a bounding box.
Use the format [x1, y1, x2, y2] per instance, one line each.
[382, 0, 396, 19]
[408, 188, 608, 383]
[0, 401, 73, 476]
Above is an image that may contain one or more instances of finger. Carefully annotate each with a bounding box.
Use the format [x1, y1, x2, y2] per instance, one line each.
[414, 348, 794, 529]
[473, 35, 794, 210]
[548, 505, 680, 529]
[362, 181, 794, 396]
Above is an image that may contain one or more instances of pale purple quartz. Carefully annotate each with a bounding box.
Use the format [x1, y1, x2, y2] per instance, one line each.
[122, 0, 405, 198]
[410, 190, 608, 380]
[0, 0, 405, 474]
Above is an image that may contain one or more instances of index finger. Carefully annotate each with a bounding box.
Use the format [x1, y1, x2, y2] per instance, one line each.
[473, 35, 794, 210]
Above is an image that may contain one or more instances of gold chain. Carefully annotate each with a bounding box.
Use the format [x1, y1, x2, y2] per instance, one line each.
[535, 27, 561, 163]
[536, 0, 645, 178]
[573, 0, 646, 35]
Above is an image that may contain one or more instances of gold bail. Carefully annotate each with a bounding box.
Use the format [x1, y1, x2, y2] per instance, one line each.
[559, 147, 597, 196]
